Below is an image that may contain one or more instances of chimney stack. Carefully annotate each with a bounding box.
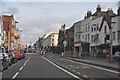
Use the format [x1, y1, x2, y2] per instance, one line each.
[117, 7, 120, 16]
[87, 11, 92, 18]
[96, 5, 101, 12]
[107, 8, 113, 16]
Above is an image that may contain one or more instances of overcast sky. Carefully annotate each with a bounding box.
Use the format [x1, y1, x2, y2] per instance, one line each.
[0, 0, 119, 45]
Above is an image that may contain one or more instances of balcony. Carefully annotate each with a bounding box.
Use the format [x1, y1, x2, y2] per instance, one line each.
[14, 34, 20, 39]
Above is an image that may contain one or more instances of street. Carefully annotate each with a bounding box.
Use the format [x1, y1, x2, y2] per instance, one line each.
[44, 53, 120, 80]
[1, 53, 120, 80]
[2, 53, 79, 80]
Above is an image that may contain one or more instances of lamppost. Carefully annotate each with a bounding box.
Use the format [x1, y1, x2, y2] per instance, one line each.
[63, 40, 67, 56]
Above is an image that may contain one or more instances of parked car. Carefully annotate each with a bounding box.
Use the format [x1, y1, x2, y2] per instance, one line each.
[1, 53, 11, 66]
[113, 52, 120, 61]
[39, 50, 46, 55]
[20, 50, 25, 59]
[14, 51, 22, 60]
[0, 60, 2, 79]
[0, 53, 9, 70]
[7, 52, 17, 64]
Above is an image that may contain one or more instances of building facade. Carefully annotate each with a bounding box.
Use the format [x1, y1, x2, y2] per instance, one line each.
[42, 31, 58, 52]
[111, 8, 120, 53]
[3, 15, 20, 52]
[58, 24, 66, 53]
[74, 21, 82, 57]
[14, 28, 20, 51]
[65, 25, 74, 56]
[73, 5, 117, 58]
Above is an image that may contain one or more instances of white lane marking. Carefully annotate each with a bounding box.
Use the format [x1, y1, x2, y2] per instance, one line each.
[12, 57, 31, 79]
[42, 56, 79, 79]
[23, 63, 26, 66]
[77, 72, 81, 74]
[23, 57, 31, 66]
[72, 70, 76, 72]
[65, 58, 120, 74]
[19, 66, 23, 71]
[83, 75, 88, 77]
[12, 72, 19, 79]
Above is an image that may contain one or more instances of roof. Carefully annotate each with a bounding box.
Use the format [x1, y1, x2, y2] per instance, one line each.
[99, 15, 111, 31]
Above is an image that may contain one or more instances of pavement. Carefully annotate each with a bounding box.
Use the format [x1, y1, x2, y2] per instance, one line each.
[44, 52, 120, 71]
[64, 56, 120, 71]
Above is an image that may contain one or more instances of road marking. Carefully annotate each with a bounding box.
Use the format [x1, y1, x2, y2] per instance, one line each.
[23, 57, 30, 66]
[12, 72, 19, 79]
[72, 70, 76, 72]
[66, 67, 68, 68]
[42, 56, 79, 79]
[65, 58, 120, 74]
[12, 57, 31, 79]
[82, 66, 91, 69]
[76, 67, 79, 69]
[19, 66, 23, 71]
[77, 72, 81, 74]
[83, 75, 88, 77]
[26, 53, 36, 54]
[23, 63, 26, 66]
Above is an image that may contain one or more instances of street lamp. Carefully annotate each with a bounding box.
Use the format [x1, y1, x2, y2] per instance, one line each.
[63, 40, 67, 56]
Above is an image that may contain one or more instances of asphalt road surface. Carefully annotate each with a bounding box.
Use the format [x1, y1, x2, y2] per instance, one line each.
[2, 53, 80, 80]
[44, 52, 120, 80]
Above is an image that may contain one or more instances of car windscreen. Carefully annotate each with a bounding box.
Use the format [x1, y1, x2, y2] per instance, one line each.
[116, 52, 120, 55]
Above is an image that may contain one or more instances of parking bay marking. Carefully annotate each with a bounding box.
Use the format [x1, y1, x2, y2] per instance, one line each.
[83, 75, 88, 78]
[65, 58, 120, 74]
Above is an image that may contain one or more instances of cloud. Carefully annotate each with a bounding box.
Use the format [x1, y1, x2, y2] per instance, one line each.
[22, 27, 44, 44]
[3, 7, 19, 15]
[1, 0, 120, 2]
[19, 15, 79, 44]
[2, 2, 118, 45]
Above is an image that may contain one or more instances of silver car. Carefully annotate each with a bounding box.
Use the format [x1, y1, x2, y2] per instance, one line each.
[0, 60, 3, 80]
[113, 52, 120, 61]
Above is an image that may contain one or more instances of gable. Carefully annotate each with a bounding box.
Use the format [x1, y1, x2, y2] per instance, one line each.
[99, 15, 111, 31]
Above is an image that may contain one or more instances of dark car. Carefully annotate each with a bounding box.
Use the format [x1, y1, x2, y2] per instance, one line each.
[20, 50, 25, 59]
[7, 52, 17, 64]
[113, 52, 120, 61]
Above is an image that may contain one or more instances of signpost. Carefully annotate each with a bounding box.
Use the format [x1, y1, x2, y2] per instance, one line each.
[63, 40, 67, 56]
